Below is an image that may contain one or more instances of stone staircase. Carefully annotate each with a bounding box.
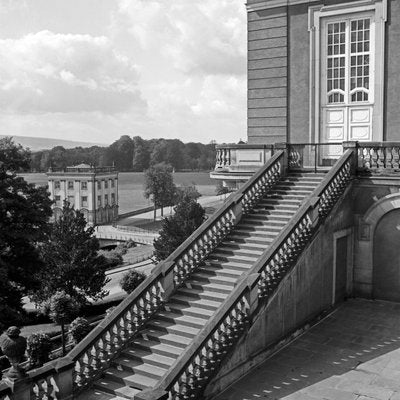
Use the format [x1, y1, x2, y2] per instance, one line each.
[83, 172, 326, 399]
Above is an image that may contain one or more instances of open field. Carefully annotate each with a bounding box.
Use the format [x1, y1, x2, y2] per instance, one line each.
[21, 172, 216, 214]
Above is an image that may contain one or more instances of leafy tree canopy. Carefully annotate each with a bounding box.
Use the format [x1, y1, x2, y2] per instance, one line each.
[154, 194, 205, 261]
[29, 135, 216, 173]
[33, 201, 110, 306]
[144, 162, 177, 219]
[0, 137, 52, 331]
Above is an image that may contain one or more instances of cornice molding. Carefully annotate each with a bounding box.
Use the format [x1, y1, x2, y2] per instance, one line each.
[246, 0, 319, 12]
[246, 0, 385, 12]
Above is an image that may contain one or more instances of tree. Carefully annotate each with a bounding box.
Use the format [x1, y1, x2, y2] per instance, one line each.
[120, 270, 146, 294]
[43, 291, 80, 355]
[33, 201, 110, 306]
[27, 332, 52, 368]
[68, 317, 91, 345]
[104, 135, 134, 171]
[144, 162, 177, 220]
[132, 136, 150, 171]
[154, 195, 205, 261]
[174, 184, 201, 204]
[150, 140, 168, 165]
[0, 137, 53, 331]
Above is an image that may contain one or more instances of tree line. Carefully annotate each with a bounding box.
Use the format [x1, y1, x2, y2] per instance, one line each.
[29, 135, 217, 172]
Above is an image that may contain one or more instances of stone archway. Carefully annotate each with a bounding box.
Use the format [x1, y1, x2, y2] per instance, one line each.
[356, 193, 400, 299]
[373, 208, 400, 301]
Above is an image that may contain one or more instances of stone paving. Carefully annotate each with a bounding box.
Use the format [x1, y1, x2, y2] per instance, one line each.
[216, 299, 400, 400]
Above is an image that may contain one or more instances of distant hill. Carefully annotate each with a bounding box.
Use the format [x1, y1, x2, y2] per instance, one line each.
[0, 135, 107, 152]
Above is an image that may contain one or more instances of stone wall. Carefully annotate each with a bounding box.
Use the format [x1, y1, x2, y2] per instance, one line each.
[247, 7, 288, 144]
[204, 189, 354, 398]
[385, 0, 400, 140]
[352, 177, 400, 298]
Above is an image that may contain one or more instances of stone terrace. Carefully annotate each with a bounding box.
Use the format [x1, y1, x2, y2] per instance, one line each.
[216, 299, 400, 400]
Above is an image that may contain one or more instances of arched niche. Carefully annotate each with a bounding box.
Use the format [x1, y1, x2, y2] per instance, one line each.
[372, 208, 400, 301]
[356, 192, 400, 298]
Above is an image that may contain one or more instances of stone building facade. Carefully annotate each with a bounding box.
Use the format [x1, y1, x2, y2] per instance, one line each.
[212, 0, 400, 301]
[47, 164, 118, 225]
[212, 0, 399, 187]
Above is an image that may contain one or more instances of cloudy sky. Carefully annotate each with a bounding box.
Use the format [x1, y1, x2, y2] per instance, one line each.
[0, 0, 247, 145]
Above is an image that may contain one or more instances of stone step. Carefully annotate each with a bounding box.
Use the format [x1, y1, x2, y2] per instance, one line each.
[216, 246, 263, 257]
[92, 375, 142, 398]
[187, 280, 234, 295]
[229, 233, 276, 243]
[263, 193, 306, 201]
[258, 203, 302, 211]
[258, 198, 303, 205]
[200, 264, 245, 279]
[119, 347, 177, 369]
[156, 310, 209, 329]
[179, 285, 228, 301]
[274, 183, 318, 190]
[272, 189, 314, 197]
[209, 252, 258, 264]
[147, 320, 200, 339]
[190, 271, 238, 286]
[251, 208, 297, 216]
[244, 214, 292, 222]
[102, 367, 159, 389]
[204, 259, 253, 273]
[237, 224, 286, 236]
[112, 357, 168, 380]
[238, 223, 283, 232]
[222, 240, 266, 251]
[166, 301, 216, 319]
[172, 293, 222, 310]
[142, 328, 193, 348]
[283, 176, 324, 182]
[132, 338, 183, 359]
[83, 390, 129, 400]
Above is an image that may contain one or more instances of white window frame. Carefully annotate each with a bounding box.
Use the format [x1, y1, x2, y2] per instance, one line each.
[308, 0, 387, 143]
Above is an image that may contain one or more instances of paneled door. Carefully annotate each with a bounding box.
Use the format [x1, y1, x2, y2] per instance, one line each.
[321, 16, 374, 152]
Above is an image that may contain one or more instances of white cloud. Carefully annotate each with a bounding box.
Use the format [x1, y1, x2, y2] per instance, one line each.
[0, 0, 247, 144]
[112, 0, 246, 76]
[0, 30, 146, 114]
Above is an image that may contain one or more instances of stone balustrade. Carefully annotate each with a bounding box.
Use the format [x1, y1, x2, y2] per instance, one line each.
[214, 144, 273, 171]
[356, 141, 400, 171]
[0, 150, 286, 400]
[135, 148, 356, 400]
[211, 144, 275, 188]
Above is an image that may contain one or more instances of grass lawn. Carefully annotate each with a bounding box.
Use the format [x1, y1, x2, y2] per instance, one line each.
[21, 171, 217, 214]
[21, 323, 60, 337]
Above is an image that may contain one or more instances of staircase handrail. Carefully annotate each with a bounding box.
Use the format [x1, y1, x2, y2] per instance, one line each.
[250, 148, 354, 295]
[17, 150, 284, 398]
[142, 149, 355, 400]
[147, 274, 259, 399]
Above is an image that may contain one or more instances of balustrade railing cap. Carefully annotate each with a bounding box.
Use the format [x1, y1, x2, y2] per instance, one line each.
[343, 141, 358, 149]
[27, 361, 57, 380]
[54, 356, 75, 372]
[247, 273, 259, 289]
[135, 388, 169, 400]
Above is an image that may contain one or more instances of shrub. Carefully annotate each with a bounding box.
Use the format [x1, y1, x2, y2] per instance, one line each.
[42, 291, 80, 355]
[120, 270, 146, 294]
[27, 332, 52, 368]
[68, 317, 91, 345]
[101, 250, 123, 269]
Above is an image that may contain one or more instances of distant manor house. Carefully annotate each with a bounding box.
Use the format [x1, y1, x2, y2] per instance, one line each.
[47, 164, 118, 225]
